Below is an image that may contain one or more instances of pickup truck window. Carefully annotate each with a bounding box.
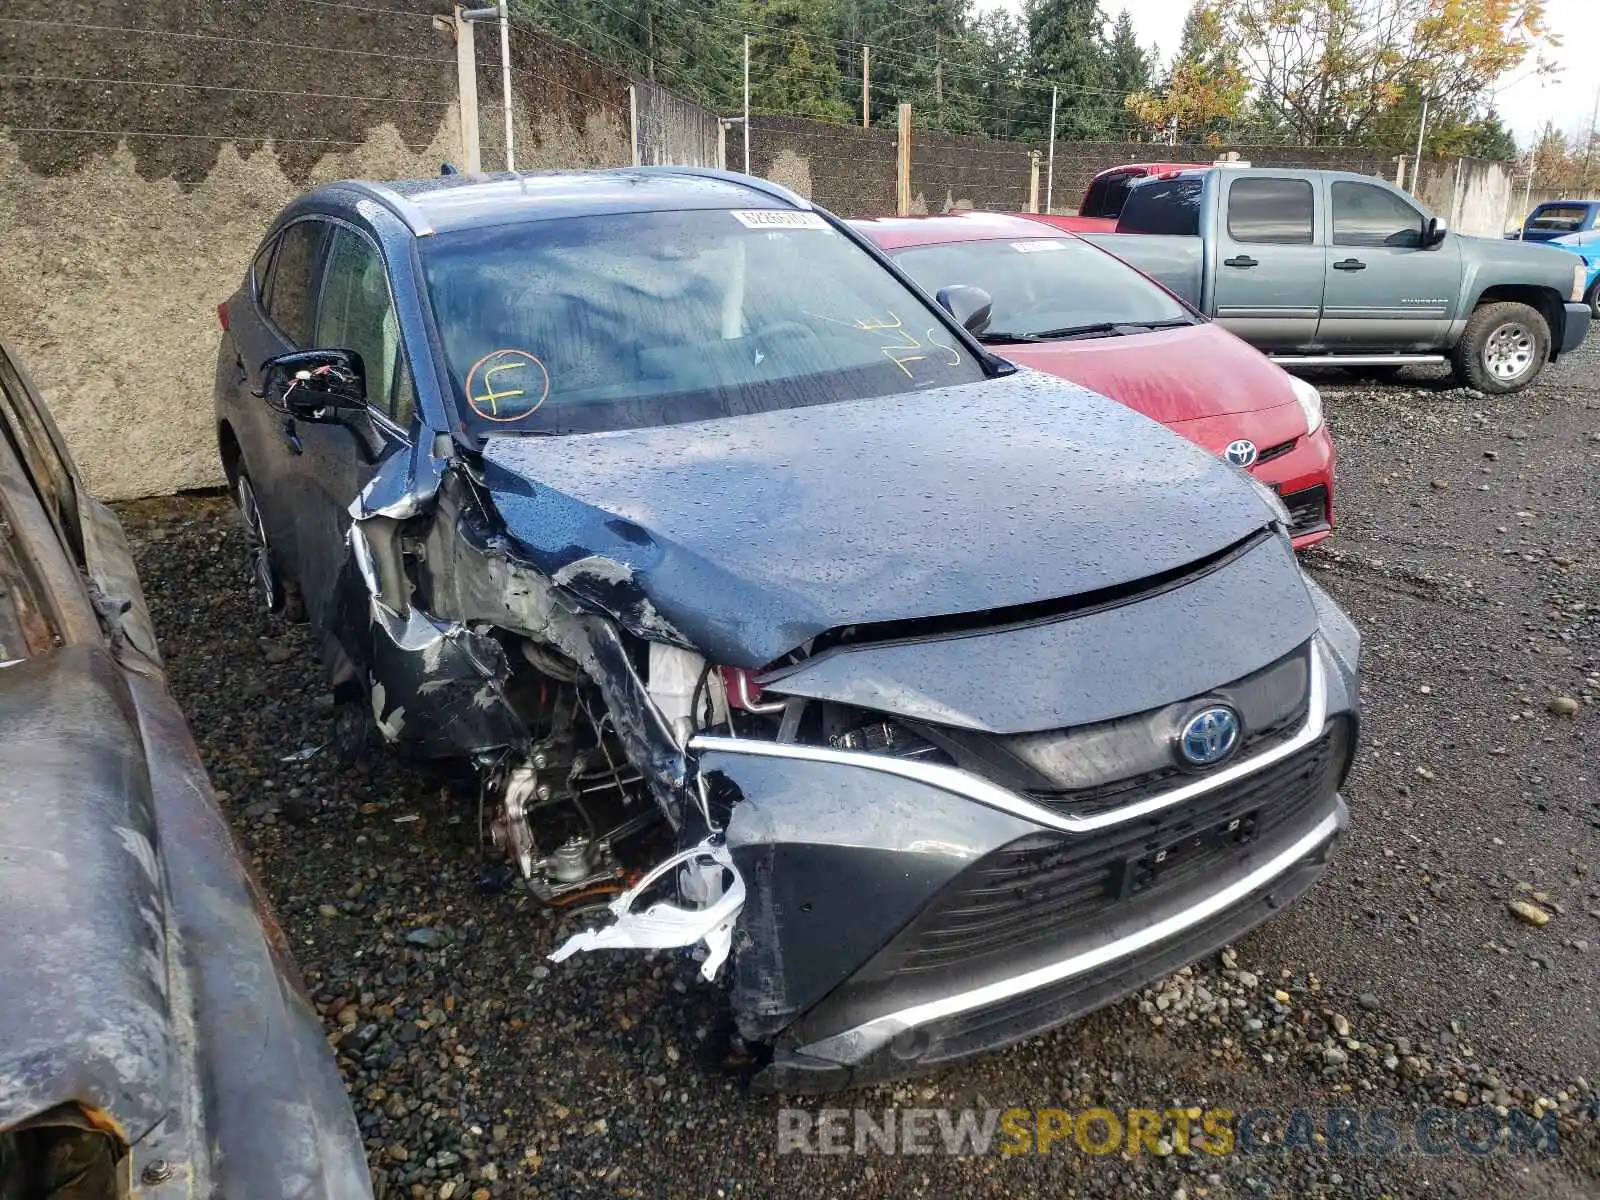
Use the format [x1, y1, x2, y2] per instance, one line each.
[1082, 169, 1138, 219]
[1331, 182, 1423, 248]
[1118, 177, 1202, 235]
[1226, 178, 1314, 244]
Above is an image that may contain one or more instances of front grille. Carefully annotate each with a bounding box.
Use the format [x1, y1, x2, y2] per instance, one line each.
[1023, 703, 1306, 818]
[1281, 484, 1330, 535]
[1256, 437, 1298, 465]
[889, 717, 1350, 977]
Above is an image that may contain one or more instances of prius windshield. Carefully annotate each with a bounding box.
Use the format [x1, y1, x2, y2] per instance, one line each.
[420, 208, 985, 434]
[891, 236, 1192, 341]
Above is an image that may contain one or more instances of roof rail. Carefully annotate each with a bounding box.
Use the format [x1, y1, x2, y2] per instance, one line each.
[341, 181, 437, 237]
[625, 166, 813, 211]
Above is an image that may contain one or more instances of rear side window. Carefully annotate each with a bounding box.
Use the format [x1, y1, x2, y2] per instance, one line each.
[1117, 177, 1203, 235]
[1081, 170, 1138, 219]
[1227, 178, 1314, 244]
[1331, 182, 1423, 248]
[263, 220, 325, 345]
[250, 239, 277, 302]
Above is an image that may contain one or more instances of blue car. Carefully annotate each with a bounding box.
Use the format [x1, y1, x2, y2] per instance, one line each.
[211, 167, 1362, 1090]
[1549, 230, 1600, 317]
[1509, 199, 1600, 243]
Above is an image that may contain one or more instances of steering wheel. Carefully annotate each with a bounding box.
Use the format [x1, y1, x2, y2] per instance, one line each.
[750, 320, 820, 349]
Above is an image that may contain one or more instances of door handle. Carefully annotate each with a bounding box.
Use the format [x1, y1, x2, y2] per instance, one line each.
[280, 417, 304, 456]
[1333, 258, 1367, 271]
[1223, 255, 1259, 268]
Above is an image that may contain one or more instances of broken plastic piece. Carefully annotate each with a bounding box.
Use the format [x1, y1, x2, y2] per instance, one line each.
[547, 838, 744, 982]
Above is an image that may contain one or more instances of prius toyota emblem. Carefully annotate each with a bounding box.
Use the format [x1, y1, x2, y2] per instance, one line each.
[1225, 439, 1259, 467]
[1178, 707, 1241, 767]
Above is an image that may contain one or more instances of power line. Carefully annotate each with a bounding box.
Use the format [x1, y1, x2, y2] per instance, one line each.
[0, 124, 369, 146]
[0, 15, 452, 65]
[0, 71, 453, 107]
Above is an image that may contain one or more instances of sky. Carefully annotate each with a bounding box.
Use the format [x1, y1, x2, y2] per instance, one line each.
[975, 0, 1600, 146]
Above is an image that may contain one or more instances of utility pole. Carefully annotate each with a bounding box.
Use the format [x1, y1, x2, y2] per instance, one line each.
[445, 4, 512, 172]
[1411, 96, 1429, 196]
[862, 44, 871, 129]
[1583, 82, 1600, 190]
[433, 7, 481, 172]
[743, 33, 750, 175]
[495, 0, 513, 170]
[1046, 85, 1058, 215]
[896, 102, 912, 215]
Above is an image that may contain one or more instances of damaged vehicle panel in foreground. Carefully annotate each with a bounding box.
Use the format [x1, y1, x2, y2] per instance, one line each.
[214, 167, 1361, 1091]
[0, 340, 371, 1196]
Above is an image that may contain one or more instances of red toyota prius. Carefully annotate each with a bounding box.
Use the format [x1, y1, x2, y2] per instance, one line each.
[853, 212, 1335, 548]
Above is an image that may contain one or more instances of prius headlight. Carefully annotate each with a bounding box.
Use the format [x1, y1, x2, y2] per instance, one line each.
[1288, 374, 1324, 435]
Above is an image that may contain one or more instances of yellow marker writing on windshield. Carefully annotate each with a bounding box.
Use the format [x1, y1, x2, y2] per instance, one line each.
[464, 349, 550, 422]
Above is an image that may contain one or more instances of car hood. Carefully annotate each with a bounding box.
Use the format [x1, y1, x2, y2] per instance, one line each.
[480, 370, 1281, 667]
[996, 323, 1300, 423]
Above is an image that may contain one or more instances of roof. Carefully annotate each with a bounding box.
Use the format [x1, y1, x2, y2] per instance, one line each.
[849, 211, 1070, 250]
[320, 168, 808, 236]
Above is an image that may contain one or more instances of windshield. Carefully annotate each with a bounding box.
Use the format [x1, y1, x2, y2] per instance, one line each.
[1530, 205, 1589, 231]
[419, 209, 985, 434]
[891, 236, 1191, 340]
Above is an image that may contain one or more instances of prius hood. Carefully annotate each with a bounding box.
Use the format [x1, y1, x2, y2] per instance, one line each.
[480, 370, 1282, 667]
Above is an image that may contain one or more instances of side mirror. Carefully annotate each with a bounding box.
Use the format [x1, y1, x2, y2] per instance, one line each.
[936, 284, 993, 336]
[1424, 217, 1449, 248]
[258, 349, 367, 419]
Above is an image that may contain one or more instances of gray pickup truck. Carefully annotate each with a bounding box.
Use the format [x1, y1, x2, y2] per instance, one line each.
[1071, 167, 1592, 394]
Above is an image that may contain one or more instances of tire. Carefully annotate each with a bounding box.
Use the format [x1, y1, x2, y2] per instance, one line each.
[1450, 301, 1551, 395]
[1586, 280, 1599, 321]
[235, 472, 287, 614]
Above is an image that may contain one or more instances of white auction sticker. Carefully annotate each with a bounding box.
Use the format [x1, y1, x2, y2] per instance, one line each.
[730, 209, 831, 230]
[1012, 239, 1069, 253]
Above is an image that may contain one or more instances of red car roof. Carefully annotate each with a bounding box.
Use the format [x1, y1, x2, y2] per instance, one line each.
[849, 211, 1070, 250]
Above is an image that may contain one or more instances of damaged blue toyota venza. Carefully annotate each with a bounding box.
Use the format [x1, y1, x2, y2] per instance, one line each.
[215, 168, 1361, 1091]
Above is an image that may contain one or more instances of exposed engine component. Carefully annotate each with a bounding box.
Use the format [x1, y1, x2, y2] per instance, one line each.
[548, 838, 744, 981]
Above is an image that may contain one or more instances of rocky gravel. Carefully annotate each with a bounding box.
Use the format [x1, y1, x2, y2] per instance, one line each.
[117, 335, 1600, 1199]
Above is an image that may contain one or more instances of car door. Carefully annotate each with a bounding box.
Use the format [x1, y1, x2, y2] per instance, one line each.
[228, 218, 330, 582]
[1316, 179, 1463, 349]
[1211, 175, 1324, 351]
[287, 223, 417, 629]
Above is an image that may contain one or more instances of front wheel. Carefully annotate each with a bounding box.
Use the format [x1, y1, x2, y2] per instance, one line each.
[1586, 280, 1599, 321]
[1450, 301, 1551, 395]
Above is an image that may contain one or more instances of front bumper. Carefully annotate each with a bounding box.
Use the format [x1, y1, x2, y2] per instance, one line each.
[765, 800, 1343, 1092]
[1560, 301, 1592, 354]
[694, 627, 1360, 1092]
[1257, 424, 1335, 549]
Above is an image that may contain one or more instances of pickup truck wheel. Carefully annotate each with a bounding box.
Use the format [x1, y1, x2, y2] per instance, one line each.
[1453, 301, 1550, 394]
[1586, 280, 1600, 320]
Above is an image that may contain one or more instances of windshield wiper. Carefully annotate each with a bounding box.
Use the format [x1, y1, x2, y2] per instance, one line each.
[1027, 316, 1196, 340]
[974, 331, 1043, 344]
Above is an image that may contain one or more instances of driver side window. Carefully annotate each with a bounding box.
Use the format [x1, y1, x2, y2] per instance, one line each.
[314, 227, 416, 426]
[1331, 182, 1424, 248]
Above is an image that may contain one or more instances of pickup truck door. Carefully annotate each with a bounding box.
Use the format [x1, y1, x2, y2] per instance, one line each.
[1210, 175, 1324, 351]
[1317, 179, 1463, 349]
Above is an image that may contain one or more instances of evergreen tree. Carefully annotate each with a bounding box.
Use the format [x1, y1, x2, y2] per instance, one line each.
[1024, 0, 1118, 139]
[1106, 9, 1150, 100]
[743, 0, 852, 122]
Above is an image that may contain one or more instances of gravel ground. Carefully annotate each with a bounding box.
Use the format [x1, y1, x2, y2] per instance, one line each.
[117, 337, 1600, 1199]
